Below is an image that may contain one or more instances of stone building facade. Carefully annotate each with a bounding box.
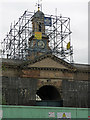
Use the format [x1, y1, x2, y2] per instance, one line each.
[0, 9, 90, 108]
[1, 53, 90, 107]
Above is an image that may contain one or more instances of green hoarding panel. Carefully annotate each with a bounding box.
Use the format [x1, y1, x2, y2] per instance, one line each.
[0, 105, 89, 119]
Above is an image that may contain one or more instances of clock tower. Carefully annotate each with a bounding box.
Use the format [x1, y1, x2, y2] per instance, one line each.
[28, 9, 50, 60]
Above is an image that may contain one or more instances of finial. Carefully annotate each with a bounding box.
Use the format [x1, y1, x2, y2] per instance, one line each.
[35, 0, 42, 11]
[38, 2, 40, 11]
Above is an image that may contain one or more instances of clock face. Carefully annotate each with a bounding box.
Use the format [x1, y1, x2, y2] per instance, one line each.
[37, 40, 45, 49]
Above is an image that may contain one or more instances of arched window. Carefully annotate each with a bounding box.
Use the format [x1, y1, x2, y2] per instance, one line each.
[39, 22, 42, 32]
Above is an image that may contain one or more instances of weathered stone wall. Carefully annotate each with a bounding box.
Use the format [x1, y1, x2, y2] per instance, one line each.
[21, 69, 74, 80]
[2, 68, 21, 77]
[1, 58, 90, 107]
[37, 79, 62, 90]
[62, 80, 89, 107]
[74, 71, 88, 80]
[2, 76, 37, 105]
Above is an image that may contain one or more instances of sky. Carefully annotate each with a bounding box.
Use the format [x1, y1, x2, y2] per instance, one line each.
[0, 0, 89, 64]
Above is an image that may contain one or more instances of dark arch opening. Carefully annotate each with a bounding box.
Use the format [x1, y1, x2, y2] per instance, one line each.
[39, 22, 42, 32]
[36, 85, 61, 101]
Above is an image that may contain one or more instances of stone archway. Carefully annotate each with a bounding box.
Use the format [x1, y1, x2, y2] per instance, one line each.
[36, 85, 63, 107]
[36, 85, 61, 100]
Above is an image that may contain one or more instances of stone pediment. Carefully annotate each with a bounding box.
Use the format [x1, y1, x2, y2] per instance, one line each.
[25, 54, 75, 71]
[28, 57, 67, 69]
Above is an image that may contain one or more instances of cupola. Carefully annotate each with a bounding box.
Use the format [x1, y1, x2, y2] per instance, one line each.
[32, 10, 45, 34]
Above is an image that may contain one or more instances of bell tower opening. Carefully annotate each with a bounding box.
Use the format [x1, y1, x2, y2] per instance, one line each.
[32, 10, 45, 34]
[39, 22, 42, 32]
[36, 85, 63, 107]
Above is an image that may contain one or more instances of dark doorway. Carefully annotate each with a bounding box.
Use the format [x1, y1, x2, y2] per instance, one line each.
[37, 85, 61, 100]
[36, 85, 63, 107]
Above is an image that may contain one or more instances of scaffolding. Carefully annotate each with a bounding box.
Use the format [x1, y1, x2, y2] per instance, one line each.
[1, 10, 73, 63]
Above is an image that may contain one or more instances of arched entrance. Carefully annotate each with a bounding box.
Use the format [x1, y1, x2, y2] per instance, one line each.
[36, 85, 63, 107]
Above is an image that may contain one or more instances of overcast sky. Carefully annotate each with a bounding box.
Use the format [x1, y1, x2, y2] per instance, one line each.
[0, 0, 89, 64]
